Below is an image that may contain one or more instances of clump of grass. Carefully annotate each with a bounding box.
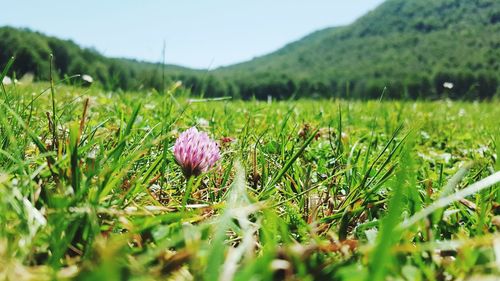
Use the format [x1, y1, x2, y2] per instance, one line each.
[0, 64, 499, 280]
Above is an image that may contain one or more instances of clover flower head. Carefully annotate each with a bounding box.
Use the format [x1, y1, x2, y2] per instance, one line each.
[173, 127, 220, 177]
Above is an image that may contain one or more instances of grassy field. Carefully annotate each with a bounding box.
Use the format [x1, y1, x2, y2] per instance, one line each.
[0, 81, 499, 281]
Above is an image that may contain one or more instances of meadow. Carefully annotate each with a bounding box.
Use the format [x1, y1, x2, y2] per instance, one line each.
[0, 80, 499, 280]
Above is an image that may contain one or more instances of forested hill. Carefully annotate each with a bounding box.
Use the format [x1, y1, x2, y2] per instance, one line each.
[215, 0, 500, 99]
[0, 26, 203, 91]
[1, 0, 500, 99]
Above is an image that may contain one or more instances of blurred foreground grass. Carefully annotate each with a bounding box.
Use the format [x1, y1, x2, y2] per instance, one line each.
[0, 82, 499, 280]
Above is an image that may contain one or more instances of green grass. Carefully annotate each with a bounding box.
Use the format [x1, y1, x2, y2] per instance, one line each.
[0, 81, 499, 281]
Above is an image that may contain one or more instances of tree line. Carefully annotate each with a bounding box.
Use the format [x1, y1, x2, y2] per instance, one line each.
[1, 25, 499, 100]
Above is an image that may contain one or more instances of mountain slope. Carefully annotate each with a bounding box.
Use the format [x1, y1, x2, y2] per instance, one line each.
[215, 0, 500, 99]
[0, 26, 203, 91]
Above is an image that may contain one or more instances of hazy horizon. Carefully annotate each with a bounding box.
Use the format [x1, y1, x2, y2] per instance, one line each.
[1, 0, 384, 69]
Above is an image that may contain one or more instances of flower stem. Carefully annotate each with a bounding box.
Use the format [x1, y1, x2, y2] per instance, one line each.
[182, 176, 195, 211]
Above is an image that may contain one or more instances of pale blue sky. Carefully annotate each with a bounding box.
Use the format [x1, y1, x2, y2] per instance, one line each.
[1, 0, 385, 69]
